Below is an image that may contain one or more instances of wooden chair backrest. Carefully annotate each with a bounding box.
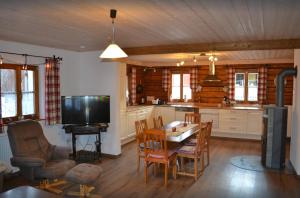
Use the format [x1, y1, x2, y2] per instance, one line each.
[196, 124, 207, 154]
[153, 116, 164, 129]
[206, 120, 213, 139]
[185, 113, 201, 124]
[143, 129, 168, 160]
[135, 119, 148, 143]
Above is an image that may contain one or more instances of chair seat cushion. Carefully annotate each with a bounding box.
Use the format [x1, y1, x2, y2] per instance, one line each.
[185, 138, 208, 146]
[146, 150, 177, 160]
[35, 159, 76, 179]
[65, 163, 103, 185]
[177, 145, 196, 155]
[185, 138, 197, 146]
[139, 141, 161, 149]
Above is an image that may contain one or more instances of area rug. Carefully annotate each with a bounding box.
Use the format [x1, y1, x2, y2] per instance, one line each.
[230, 155, 264, 172]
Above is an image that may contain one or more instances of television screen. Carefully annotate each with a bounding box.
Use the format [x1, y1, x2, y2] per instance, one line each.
[61, 95, 110, 124]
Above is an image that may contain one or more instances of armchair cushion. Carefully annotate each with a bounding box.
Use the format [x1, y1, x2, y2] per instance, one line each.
[11, 156, 45, 167]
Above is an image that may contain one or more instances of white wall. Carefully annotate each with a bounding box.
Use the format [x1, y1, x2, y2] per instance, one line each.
[0, 40, 122, 167]
[78, 51, 123, 155]
[290, 49, 300, 174]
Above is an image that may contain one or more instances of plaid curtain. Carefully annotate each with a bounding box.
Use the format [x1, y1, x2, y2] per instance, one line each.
[0, 70, 3, 133]
[190, 67, 199, 92]
[228, 67, 235, 100]
[258, 66, 268, 104]
[131, 67, 137, 105]
[45, 58, 61, 125]
[162, 69, 171, 92]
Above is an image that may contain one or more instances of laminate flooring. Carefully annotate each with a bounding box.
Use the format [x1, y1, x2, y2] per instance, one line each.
[3, 138, 300, 198]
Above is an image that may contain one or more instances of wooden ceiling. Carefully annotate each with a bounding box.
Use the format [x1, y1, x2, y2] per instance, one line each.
[0, 0, 299, 63]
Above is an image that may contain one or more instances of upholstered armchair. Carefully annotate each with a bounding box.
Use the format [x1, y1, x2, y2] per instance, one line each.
[7, 120, 76, 193]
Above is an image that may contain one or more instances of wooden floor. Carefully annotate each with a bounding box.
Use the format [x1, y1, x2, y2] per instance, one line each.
[3, 138, 300, 198]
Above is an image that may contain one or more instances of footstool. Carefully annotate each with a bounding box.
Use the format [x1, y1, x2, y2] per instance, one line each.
[65, 163, 102, 197]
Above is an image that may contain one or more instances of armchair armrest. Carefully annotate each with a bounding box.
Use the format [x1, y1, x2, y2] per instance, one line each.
[50, 145, 72, 160]
[11, 157, 45, 167]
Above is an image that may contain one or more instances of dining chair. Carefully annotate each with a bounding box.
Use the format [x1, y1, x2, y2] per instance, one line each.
[204, 121, 213, 167]
[153, 116, 164, 129]
[176, 124, 207, 181]
[184, 113, 201, 124]
[143, 129, 177, 186]
[135, 119, 148, 172]
[185, 120, 213, 168]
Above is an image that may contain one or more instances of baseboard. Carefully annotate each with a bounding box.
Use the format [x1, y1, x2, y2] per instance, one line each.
[101, 153, 121, 159]
[211, 136, 261, 142]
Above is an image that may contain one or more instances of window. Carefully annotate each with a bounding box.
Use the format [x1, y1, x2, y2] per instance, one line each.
[171, 73, 192, 101]
[234, 71, 258, 102]
[0, 64, 39, 122]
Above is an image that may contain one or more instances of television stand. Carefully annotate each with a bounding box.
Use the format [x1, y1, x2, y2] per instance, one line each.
[63, 124, 109, 161]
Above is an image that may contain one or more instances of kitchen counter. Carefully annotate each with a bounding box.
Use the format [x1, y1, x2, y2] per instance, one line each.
[126, 103, 263, 111]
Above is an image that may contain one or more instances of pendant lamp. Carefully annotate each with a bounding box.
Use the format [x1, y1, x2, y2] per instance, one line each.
[100, 9, 128, 59]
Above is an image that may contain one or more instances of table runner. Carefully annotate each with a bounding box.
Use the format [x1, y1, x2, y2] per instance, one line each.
[166, 124, 199, 137]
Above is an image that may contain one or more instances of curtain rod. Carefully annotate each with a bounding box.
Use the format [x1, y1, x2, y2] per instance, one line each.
[0, 50, 63, 61]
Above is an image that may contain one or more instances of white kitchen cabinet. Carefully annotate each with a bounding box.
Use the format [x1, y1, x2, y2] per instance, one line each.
[246, 110, 263, 135]
[175, 111, 186, 121]
[199, 109, 220, 129]
[121, 106, 154, 145]
[127, 111, 137, 139]
[219, 110, 247, 134]
[154, 106, 175, 124]
[120, 110, 128, 142]
[214, 109, 263, 139]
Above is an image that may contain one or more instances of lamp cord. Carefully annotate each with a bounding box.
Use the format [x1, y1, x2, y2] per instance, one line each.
[112, 18, 115, 43]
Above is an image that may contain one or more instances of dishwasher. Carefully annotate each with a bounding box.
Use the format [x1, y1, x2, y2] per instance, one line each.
[175, 107, 198, 121]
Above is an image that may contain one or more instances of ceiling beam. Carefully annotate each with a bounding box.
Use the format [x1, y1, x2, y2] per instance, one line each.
[124, 58, 293, 67]
[124, 39, 300, 55]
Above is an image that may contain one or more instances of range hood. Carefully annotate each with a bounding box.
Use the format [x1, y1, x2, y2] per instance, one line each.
[204, 61, 222, 83]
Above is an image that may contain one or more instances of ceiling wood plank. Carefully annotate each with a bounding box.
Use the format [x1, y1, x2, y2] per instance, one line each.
[124, 58, 293, 67]
[124, 39, 300, 55]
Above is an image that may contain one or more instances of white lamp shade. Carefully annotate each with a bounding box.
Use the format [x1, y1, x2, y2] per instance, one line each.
[99, 43, 128, 58]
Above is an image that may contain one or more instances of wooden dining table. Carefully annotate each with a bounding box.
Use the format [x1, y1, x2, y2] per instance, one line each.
[163, 121, 203, 143]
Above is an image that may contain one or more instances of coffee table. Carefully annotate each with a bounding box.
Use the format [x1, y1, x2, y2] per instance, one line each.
[0, 186, 60, 198]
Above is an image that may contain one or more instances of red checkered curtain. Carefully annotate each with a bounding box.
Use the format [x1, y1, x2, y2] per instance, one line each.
[131, 67, 137, 105]
[190, 67, 198, 92]
[228, 67, 235, 100]
[162, 69, 171, 92]
[45, 58, 61, 125]
[258, 66, 268, 104]
[0, 72, 3, 133]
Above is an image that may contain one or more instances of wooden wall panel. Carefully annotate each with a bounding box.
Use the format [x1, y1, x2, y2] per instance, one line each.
[127, 63, 294, 105]
[266, 64, 294, 105]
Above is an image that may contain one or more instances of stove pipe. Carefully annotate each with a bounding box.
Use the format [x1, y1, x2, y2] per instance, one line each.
[276, 67, 297, 107]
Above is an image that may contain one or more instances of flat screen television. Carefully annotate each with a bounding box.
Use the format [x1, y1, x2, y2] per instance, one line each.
[61, 95, 110, 125]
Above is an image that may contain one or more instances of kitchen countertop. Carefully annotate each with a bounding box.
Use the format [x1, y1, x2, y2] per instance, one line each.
[127, 103, 263, 111]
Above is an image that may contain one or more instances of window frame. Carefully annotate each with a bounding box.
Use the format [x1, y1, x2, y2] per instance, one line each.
[0, 64, 39, 123]
[170, 70, 193, 102]
[234, 69, 258, 104]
